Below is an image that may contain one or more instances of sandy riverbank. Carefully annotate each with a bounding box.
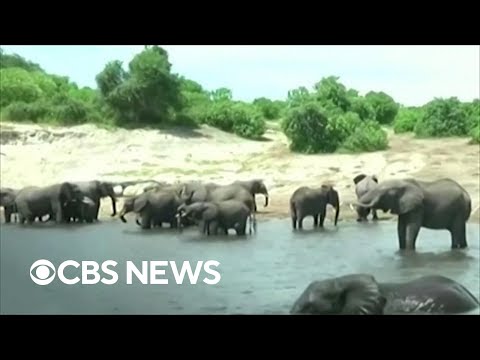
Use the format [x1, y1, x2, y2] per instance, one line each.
[1, 121, 479, 224]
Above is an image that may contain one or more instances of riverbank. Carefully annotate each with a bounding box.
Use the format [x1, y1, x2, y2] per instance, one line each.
[1, 121, 479, 224]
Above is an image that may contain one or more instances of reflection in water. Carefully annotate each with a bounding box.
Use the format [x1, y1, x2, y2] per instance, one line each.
[1, 218, 479, 314]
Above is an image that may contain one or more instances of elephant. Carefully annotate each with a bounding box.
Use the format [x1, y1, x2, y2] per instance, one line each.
[179, 181, 221, 204]
[118, 189, 184, 229]
[14, 182, 92, 224]
[180, 182, 256, 220]
[290, 273, 480, 315]
[177, 200, 255, 236]
[62, 196, 96, 223]
[289, 185, 340, 229]
[355, 178, 472, 250]
[352, 174, 379, 222]
[232, 179, 269, 212]
[0, 187, 19, 223]
[71, 180, 117, 221]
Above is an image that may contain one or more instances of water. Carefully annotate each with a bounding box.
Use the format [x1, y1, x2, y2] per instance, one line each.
[1, 218, 479, 314]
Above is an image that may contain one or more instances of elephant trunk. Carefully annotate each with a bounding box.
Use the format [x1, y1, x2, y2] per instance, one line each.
[264, 193, 269, 207]
[118, 207, 128, 223]
[334, 197, 340, 226]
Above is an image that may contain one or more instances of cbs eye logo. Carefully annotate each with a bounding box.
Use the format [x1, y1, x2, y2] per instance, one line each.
[30, 259, 56, 286]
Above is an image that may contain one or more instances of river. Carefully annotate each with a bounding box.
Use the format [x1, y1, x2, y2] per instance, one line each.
[1, 218, 479, 314]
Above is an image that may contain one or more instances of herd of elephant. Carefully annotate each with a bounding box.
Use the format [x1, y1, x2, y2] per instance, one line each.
[1, 175, 478, 315]
[0, 174, 474, 251]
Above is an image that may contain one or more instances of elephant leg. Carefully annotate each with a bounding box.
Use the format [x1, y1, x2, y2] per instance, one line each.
[4, 206, 13, 223]
[140, 212, 152, 230]
[450, 217, 467, 249]
[199, 220, 208, 235]
[372, 208, 378, 221]
[397, 215, 407, 250]
[405, 211, 423, 250]
[319, 210, 326, 227]
[291, 215, 297, 230]
[313, 214, 319, 227]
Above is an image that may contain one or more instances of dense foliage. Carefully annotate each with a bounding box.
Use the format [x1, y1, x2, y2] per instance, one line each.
[1, 46, 478, 148]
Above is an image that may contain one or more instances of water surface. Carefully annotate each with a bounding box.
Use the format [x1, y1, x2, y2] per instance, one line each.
[1, 219, 479, 314]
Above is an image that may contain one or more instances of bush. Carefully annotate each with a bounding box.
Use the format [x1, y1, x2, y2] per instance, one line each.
[201, 101, 266, 139]
[282, 102, 340, 153]
[469, 125, 480, 144]
[4, 101, 50, 122]
[365, 91, 399, 124]
[253, 97, 284, 120]
[393, 107, 423, 133]
[414, 97, 468, 137]
[462, 100, 479, 132]
[340, 120, 388, 152]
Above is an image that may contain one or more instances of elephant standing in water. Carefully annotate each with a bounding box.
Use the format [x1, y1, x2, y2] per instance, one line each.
[289, 185, 340, 229]
[232, 179, 269, 212]
[290, 273, 480, 315]
[356, 178, 471, 250]
[72, 180, 117, 221]
[177, 200, 255, 236]
[0, 187, 19, 223]
[14, 182, 91, 224]
[118, 189, 184, 229]
[352, 174, 379, 221]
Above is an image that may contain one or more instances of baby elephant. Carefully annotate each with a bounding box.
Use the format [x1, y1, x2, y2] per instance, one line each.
[352, 174, 379, 222]
[177, 200, 255, 236]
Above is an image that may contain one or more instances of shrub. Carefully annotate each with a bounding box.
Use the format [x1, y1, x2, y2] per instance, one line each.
[469, 125, 480, 144]
[414, 97, 468, 137]
[340, 120, 389, 152]
[365, 91, 399, 125]
[4, 101, 50, 122]
[281, 102, 340, 153]
[201, 101, 266, 139]
[393, 107, 423, 133]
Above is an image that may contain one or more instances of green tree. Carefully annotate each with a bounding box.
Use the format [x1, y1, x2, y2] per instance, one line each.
[0, 68, 43, 107]
[96, 46, 183, 125]
[313, 76, 351, 112]
[365, 91, 399, 124]
[414, 97, 468, 137]
[210, 87, 233, 102]
[0, 48, 43, 72]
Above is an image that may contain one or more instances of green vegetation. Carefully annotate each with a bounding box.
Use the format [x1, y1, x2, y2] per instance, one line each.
[1, 46, 478, 150]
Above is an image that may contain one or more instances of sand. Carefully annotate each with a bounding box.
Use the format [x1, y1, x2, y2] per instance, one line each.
[1, 121, 479, 224]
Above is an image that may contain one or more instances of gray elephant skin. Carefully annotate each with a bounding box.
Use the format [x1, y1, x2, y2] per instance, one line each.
[72, 180, 118, 221]
[62, 196, 97, 223]
[290, 273, 480, 315]
[14, 182, 90, 224]
[1, 187, 19, 223]
[356, 178, 471, 250]
[231, 179, 269, 211]
[352, 174, 378, 221]
[118, 189, 183, 229]
[177, 199, 255, 236]
[180, 179, 267, 213]
[289, 185, 340, 229]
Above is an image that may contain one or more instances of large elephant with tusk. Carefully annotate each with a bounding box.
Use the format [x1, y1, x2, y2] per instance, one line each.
[355, 178, 472, 250]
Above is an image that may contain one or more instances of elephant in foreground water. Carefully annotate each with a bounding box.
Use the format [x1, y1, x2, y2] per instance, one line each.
[355, 178, 471, 250]
[289, 185, 340, 229]
[352, 174, 378, 221]
[290, 274, 480, 315]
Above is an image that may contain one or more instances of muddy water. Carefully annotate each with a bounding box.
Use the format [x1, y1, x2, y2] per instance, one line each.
[1, 219, 479, 314]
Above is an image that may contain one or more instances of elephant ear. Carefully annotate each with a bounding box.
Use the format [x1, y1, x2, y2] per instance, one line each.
[353, 174, 367, 185]
[396, 185, 424, 215]
[336, 274, 386, 315]
[133, 196, 149, 213]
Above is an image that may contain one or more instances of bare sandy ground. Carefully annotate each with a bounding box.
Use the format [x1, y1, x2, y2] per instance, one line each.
[1, 121, 479, 224]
